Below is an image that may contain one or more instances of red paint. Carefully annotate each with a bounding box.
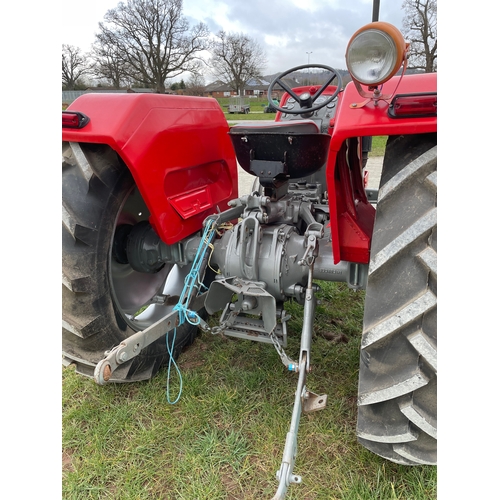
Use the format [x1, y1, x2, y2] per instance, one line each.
[63, 93, 238, 244]
[326, 72, 437, 263]
[329, 73, 437, 149]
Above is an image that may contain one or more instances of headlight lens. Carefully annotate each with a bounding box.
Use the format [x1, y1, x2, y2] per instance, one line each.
[346, 22, 406, 86]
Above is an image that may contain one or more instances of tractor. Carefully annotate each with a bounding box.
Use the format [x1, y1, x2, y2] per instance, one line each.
[62, 16, 437, 500]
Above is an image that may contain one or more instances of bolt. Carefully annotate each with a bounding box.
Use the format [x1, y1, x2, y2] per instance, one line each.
[119, 352, 128, 362]
[103, 365, 112, 382]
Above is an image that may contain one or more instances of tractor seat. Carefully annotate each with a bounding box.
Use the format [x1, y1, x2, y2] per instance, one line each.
[229, 119, 331, 180]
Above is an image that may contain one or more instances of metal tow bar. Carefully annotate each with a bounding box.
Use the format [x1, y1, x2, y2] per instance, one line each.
[272, 224, 327, 500]
[93, 291, 208, 384]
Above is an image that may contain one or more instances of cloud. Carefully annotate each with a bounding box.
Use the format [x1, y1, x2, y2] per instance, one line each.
[62, 0, 405, 79]
[186, 0, 405, 76]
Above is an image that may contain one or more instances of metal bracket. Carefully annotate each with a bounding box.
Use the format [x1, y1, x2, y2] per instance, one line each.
[93, 291, 207, 385]
[365, 188, 378, 203]
[303, 390, 328, 413]
[204, 277, 278, 334]
[298, 222, 324, 267]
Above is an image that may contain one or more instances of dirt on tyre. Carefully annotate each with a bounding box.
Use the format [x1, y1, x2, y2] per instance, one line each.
[357, 133, 437, 465]
[62, 142, 202, 382]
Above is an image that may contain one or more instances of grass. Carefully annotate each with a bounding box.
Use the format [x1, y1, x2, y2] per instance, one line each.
[216, 97, 270, 113]
[62, 281, 436, 499]
[370, 136, 388, 157]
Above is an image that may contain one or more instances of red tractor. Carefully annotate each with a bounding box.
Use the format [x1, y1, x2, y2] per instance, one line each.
[62, 19, 436, 499]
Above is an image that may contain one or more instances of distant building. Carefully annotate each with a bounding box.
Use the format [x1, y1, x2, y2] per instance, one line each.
[203, 77, 297, 99]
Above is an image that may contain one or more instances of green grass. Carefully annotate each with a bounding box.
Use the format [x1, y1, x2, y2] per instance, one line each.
[216, 97, 269, 113]
[370, 136, 388, 157]
[62, 282, 436, 499]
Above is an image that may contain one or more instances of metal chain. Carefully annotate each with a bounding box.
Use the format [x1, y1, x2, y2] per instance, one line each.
[199, 306, 297, 369]
[202, 308, 240, 335]
[269, 328, 298, 370]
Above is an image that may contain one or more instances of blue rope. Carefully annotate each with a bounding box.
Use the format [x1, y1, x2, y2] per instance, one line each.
[165, 327, 183, 404]
[166, 220, 217, 404]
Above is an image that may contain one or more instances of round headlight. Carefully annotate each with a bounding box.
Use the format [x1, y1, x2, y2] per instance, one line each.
[346, 22, 406, 86]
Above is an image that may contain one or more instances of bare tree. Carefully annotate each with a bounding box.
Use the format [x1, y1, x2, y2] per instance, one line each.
[210, 31, 267, 96]
[402, 0, 437, 72]
[91, 31, 134, 88]
[185, 72, 206, 96]
[96, 0, 210, 93]
[62, 44, 90, 89]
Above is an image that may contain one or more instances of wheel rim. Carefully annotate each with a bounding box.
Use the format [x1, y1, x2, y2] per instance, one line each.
[110, 184, 187, 330]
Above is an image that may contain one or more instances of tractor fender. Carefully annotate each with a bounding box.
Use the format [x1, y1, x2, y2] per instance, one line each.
[326, 73, 437, 263]
[63, 93, 238, 244]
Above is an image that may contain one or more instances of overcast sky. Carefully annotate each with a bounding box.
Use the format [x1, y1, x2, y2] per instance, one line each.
[61, 0, 406, 82]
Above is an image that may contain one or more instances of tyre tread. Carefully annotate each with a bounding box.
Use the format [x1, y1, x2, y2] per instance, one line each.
[356, 133, 437, 465]
[62, 141, 200, 381]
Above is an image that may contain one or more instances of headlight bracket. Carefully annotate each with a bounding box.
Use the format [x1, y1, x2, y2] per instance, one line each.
[348, 52, 408, 109]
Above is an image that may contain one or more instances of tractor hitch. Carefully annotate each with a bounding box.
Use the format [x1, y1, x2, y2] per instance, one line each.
[272, 239, 327, 499]
[94, 291, 208, 384]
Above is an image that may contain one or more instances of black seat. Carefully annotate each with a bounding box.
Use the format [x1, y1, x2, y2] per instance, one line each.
[229, 119, 331, 181]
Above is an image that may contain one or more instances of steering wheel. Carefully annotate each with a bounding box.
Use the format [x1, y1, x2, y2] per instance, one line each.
[267, 64, 342, 115]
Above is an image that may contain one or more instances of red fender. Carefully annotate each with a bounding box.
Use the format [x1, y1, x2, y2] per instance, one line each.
[63, 93, 238, 244]
[326, 73, 437, 263]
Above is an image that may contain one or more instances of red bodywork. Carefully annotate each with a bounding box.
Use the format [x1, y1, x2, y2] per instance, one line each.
[63, 93, 238, 244]
[272, 73, 436, 264]
[63, 73, 436, 264]
[326, 72, 437, 264]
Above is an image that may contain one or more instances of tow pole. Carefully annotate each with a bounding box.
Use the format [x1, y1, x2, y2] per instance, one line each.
[272, 223, 327, 499]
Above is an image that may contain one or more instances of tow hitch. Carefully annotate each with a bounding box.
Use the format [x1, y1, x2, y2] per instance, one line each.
[272, 224, 327, 499]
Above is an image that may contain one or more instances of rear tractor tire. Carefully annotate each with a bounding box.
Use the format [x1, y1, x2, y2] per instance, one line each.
[62, 142, 202, 382]
[357, 133, 437, 465]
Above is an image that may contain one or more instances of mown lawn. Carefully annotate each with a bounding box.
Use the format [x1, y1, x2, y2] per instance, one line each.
[62, 281, 436, 499]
